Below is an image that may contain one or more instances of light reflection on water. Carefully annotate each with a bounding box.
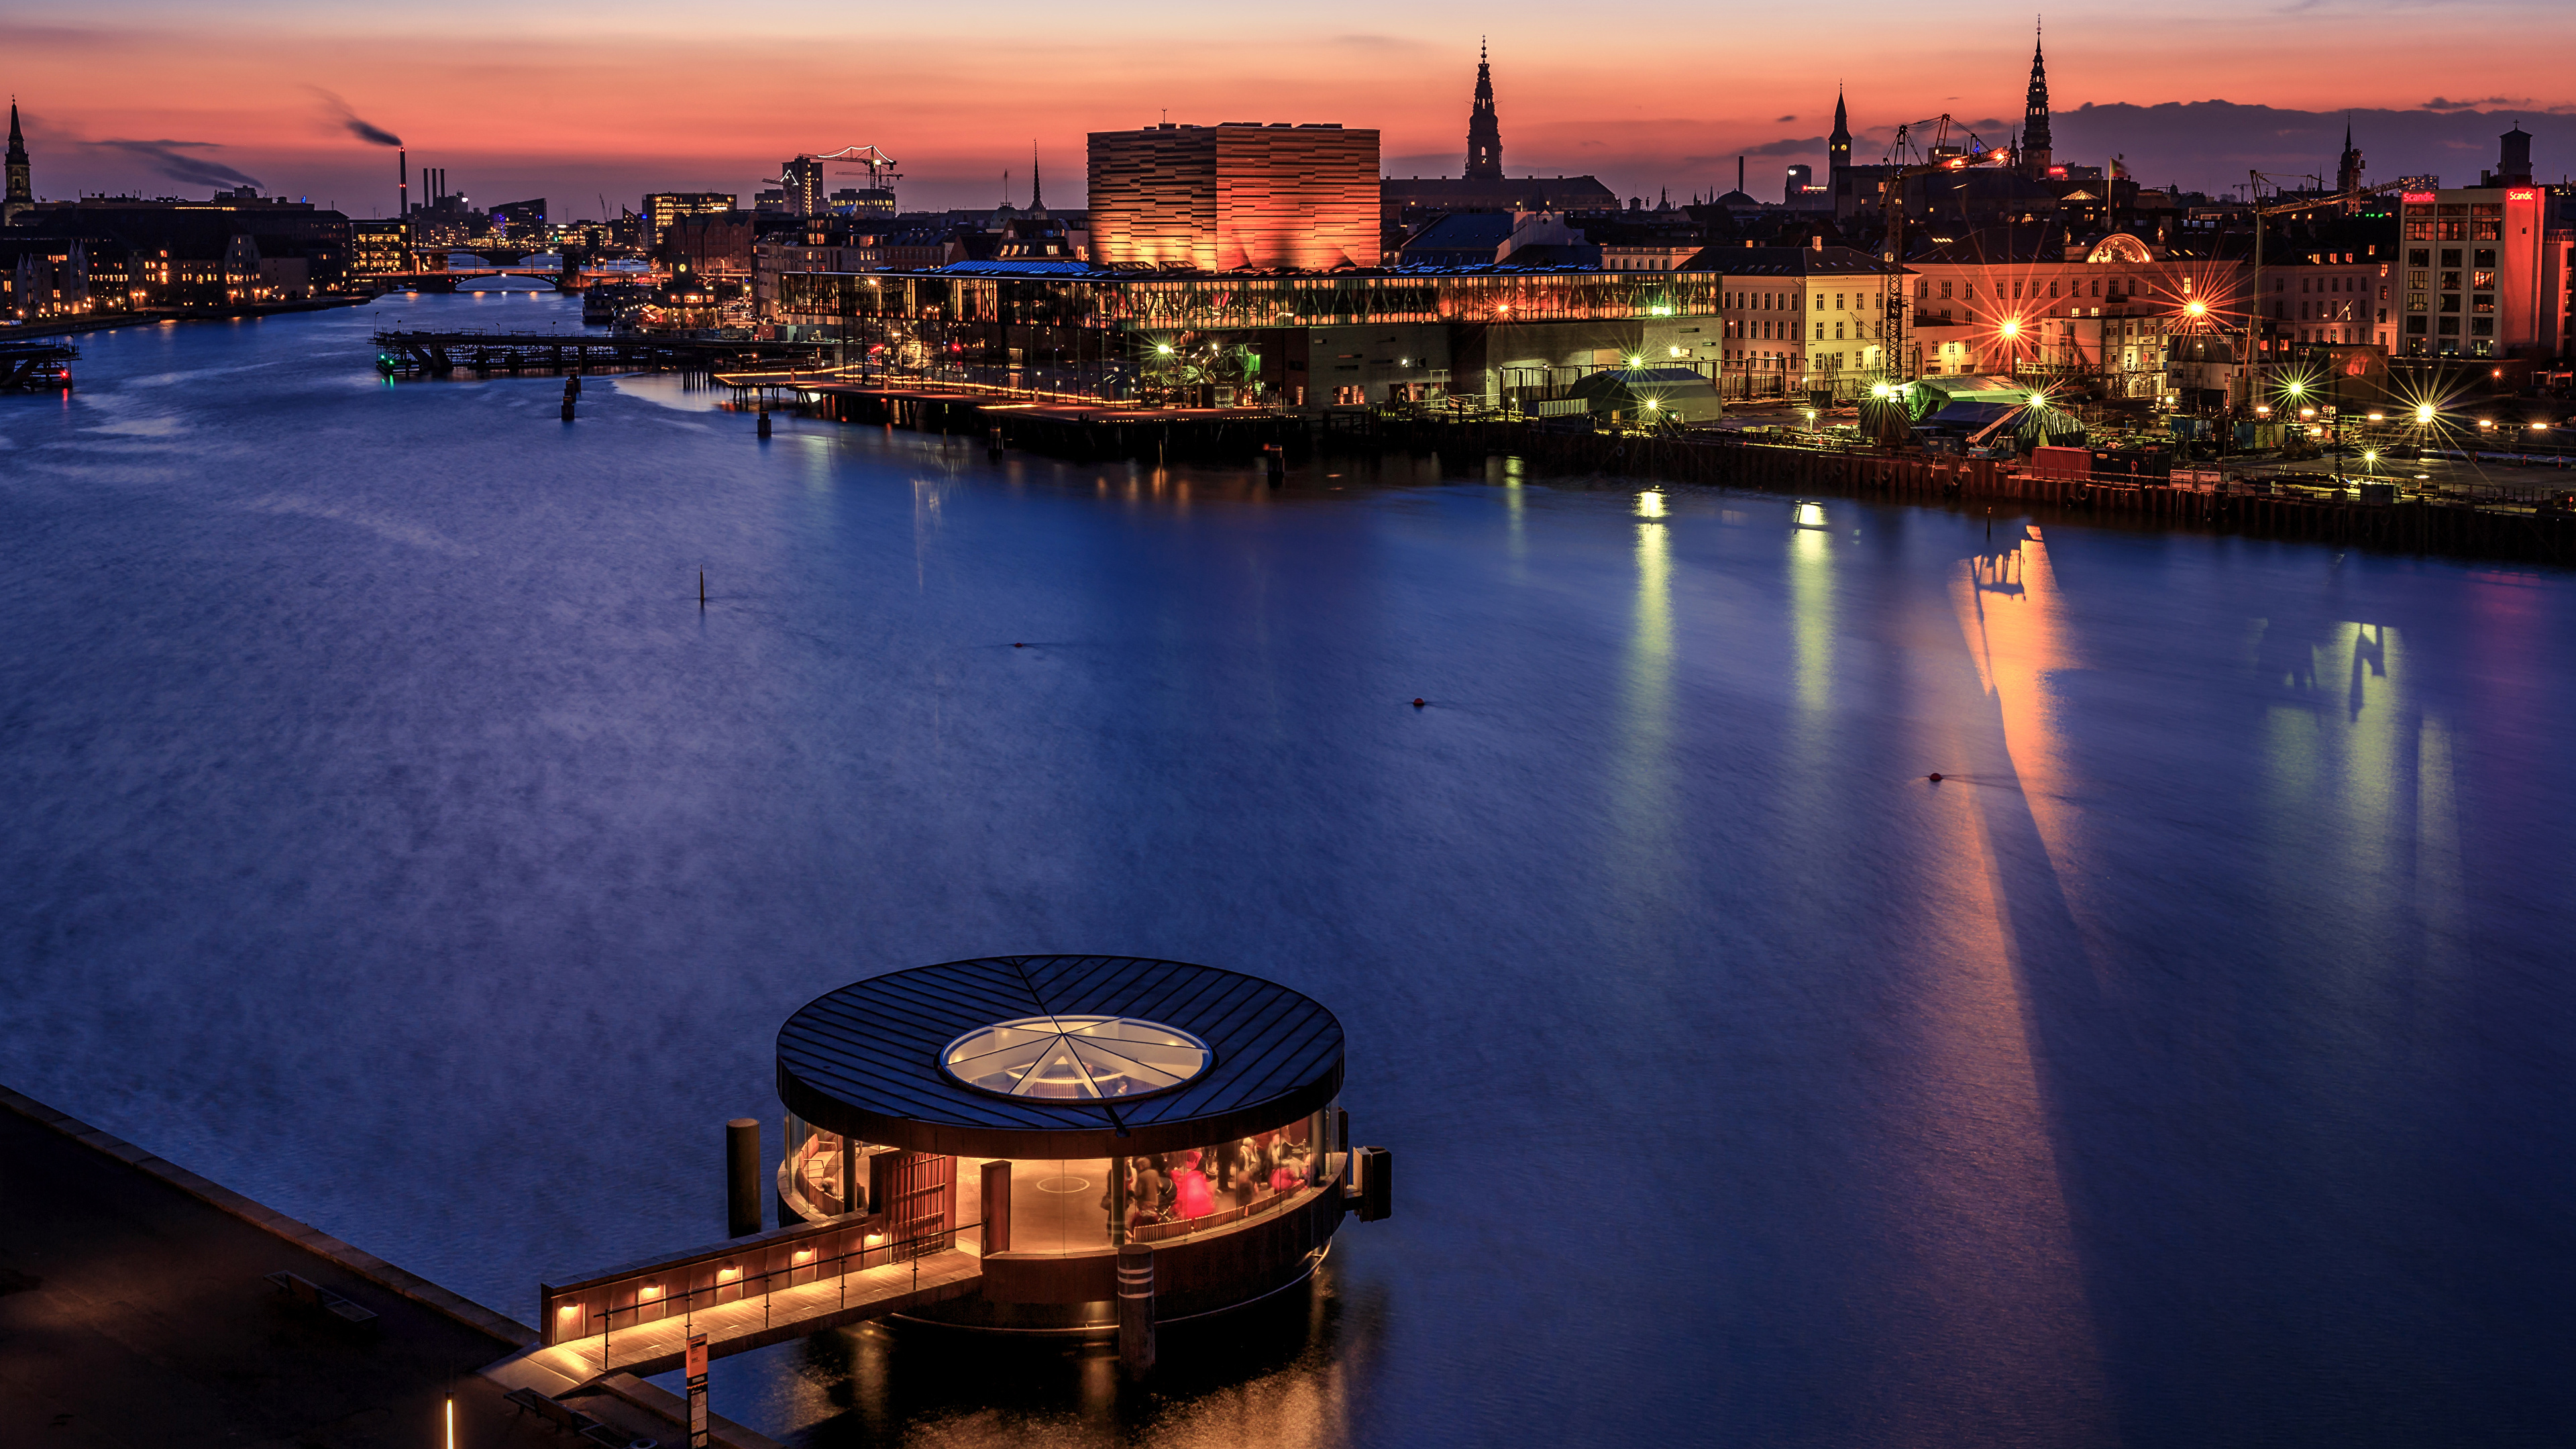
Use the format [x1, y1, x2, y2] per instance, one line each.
[1, 296, 2571, 1448]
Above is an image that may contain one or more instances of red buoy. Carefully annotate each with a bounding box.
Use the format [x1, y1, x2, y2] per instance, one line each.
[1014, 643, 1026, 648]
[1411, 698, 1426, 708]
[1927, 773, 1944, 783]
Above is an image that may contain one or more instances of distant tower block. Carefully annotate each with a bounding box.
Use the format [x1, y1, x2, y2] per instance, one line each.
[1465, 40, 1503, 181]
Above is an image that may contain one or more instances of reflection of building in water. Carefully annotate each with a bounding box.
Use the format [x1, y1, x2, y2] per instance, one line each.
[778, 1250, 1383, 1446]
[776, 955, 1387, 1332]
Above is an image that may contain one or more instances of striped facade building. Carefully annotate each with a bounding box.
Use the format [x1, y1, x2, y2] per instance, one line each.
[1087, 123, 1380, 272]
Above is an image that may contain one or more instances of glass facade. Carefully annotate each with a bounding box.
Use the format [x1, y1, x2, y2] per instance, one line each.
[783, 1101, 1340, 1258]
[777, 268, 1725, 334]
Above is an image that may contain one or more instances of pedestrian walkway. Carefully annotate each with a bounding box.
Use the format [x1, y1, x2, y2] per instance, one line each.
[488, 1248, 983, 1385]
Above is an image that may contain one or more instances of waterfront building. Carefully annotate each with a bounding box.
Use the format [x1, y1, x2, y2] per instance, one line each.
[770, 956, 1379, 1333]
[1, 235, 92, 319]
[1680, 242, 1904, 392]
[1893, 229, 2244, 396]
[660, 211, 755, 278]
[2396, 127, 2554, 360]
[643, 191, 735, 248]
[14, 195, 351, 303]
[350, 219, 413, 278]
[1087, 122, 1381, 270]
[5, 100, 32, 226]
[752, 216, 894, 318]
[771, 262, 1734, 411]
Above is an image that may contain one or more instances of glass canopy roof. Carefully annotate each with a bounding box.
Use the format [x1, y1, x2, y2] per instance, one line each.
[940, 1015, 1212, 1101]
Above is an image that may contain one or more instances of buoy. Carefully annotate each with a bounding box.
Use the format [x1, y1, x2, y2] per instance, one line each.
[1927, 773, 1943, 783]
[757, 411, 771, 439]
[700, 571, 706, 608]
[1411, 698, 1426, 708]
[1014, 642, 1026, 648]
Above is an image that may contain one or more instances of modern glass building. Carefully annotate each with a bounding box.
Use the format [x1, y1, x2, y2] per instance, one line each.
[775, 955, 1368, 1331]
[771, 263, 1732, 409]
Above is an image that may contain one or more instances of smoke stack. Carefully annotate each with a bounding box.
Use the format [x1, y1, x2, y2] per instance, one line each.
[1737, 156, 1745, 193]
[399, 147, 407, 217]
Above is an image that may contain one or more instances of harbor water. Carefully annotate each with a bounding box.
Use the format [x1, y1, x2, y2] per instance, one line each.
[2, 294, 2570, 1447]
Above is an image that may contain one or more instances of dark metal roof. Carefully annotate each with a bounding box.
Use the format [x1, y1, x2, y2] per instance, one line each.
[1676, 244, 1904, 277]
[776, 957, 1344, 1159]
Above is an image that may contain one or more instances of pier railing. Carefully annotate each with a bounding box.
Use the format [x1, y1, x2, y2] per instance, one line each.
[540, 1212, 976, 1348]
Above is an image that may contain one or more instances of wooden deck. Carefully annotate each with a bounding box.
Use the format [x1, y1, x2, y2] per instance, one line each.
[486, 1248, 983, 1387]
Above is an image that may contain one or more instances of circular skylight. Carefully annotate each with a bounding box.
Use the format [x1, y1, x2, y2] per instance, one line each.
[939, 1016, 1212, 1101]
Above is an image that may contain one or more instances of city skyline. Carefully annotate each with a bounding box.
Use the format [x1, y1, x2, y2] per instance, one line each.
[13, 1, 2576, 217]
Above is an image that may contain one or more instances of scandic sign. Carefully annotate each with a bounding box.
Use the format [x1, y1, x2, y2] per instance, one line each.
[2507, 189, 2539, 201]
[2402, 192, 2436, 203]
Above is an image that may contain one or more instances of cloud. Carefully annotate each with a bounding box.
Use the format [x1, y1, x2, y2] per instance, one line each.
[1776, 114, 1797, 123]
[2056, 101, 2574, 192]
[311, 88, 403, 148]
[1743, 135, 1825, 157]
[90, 139, 262, 190]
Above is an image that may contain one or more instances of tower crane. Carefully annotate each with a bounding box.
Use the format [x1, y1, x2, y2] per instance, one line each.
[816, 144, 902, 191]
[2238, 172, 2432, 406]
[1872, 116, 2010, 384]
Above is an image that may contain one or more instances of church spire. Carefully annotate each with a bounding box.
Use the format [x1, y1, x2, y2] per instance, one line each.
[1829, 85, 1851, 181]
[1464, 38, 1503, 180]
[2021, 19, 2053, 176]
[1029, 142, 1044, 215]
[5, 98, 32, 224]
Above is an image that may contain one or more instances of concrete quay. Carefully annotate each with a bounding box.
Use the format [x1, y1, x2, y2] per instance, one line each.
[0, 1085, 782, 1449]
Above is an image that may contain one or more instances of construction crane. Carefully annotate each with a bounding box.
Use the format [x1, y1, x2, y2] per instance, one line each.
[1874, 116, 2012, 384]
[816, 144, 902, 190]
[2238, 172, 2432, 405]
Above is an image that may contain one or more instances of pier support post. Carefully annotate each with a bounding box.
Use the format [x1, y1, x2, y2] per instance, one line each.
[1117, 1244, 1155, 1379]
[726, 1119, 763, 1238]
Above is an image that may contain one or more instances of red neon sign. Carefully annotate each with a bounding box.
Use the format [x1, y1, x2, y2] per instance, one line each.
[2402, 192, 2436, 204]
[2507, 189, 2538, 201]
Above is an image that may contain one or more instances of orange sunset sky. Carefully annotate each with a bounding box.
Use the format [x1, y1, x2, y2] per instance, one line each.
[11, 1, 2575, 218]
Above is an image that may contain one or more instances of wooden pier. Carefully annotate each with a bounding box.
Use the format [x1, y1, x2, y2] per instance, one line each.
[0, 339, 77, 391]
[372, 328, 836, 379]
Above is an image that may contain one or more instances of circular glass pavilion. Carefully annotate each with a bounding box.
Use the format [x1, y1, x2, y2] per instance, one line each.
[775, 955, 1350, 1330]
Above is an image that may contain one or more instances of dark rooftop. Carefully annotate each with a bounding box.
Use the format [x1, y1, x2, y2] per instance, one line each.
[1678, 244, 1903, 277]
[777, 957, 1345, 1159]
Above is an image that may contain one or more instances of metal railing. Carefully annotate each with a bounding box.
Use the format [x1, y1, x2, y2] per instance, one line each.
[576, 1214, 980, 1372]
